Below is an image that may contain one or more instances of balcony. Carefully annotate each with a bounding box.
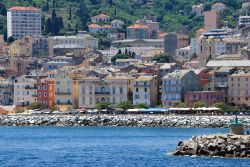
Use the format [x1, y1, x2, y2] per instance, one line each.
[55, 92, 71, 95]
[95, 92, 110, 95]
[32, 94, 37, 97]
[25, 85, 37, 89]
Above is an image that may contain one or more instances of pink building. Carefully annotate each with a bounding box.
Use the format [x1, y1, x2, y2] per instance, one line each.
[204, 10, 220, 29]
[184, 91, 225, 106]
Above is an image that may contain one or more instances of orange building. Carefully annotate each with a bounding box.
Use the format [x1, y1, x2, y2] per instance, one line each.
[36, 79, 55, 108]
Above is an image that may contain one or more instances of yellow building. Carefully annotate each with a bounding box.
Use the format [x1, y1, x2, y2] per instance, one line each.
[8, 37, 32, 57]
[228, 71, 250, 107]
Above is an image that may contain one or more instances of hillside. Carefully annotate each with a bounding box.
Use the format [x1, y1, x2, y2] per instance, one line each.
[0, 0, 249, 37]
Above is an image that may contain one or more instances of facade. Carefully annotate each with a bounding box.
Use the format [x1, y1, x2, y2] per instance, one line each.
[111, 20, 125, 29]
[228, 71, 250, 107]
[126, 24, 150, 39]
[36, 79, 55, 108]
[161, 70, 200, 106]
[14, 75, 38, 106]
[7, 6, 41, 39]
[238, 16, 250, 28]
[91, 14, 110, 23]
[204, 10, 220, 29]
[164, 33, 177, 56]
[133, 75, 158, 106]
[184, 91, 225, 106]
[8, 37, 32, 57]
[212, 3, 226, 12]
[242, 2, 250, 9]
[0, 77, 14, 105]
[135, 20, 159, 38]
[54, 72, 72, 109]
[48, 34, 98, 56]
[111, 39, 164, 48]
[175, 46, 193, 59]
[78, 75, 133, 108]
[192, 4, 204, 16]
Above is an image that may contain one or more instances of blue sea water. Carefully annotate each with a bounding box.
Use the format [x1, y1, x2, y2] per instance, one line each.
[0, 126, 249, 167]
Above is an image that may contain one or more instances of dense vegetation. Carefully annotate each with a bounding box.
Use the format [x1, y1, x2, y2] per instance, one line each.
[0, 0, 249, 37]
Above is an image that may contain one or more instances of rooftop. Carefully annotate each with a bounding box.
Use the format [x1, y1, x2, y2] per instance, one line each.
[127, 24, 149, 29]
[92, 14, 110, 19]
[207, 60, 250, 67]
[163, 70, 190, 79]
[9, 6, 40, 11]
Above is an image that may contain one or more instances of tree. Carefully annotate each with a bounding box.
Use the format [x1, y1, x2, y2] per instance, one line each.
[116, 101, 133, 111]
[96, 102, 112, 110]
[213, 102, 227, 112]
[68, 6, 72, 20]
[111, 53, 131, 62]
[28, 102, 46, 110]
[191, 102, 205, 108]
[171, 101, 188, 108]
[152, 53, 172, 63]
[135, 103, 149, 109]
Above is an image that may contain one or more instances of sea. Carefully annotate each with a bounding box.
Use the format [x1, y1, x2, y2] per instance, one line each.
[0, 126, 249, 167]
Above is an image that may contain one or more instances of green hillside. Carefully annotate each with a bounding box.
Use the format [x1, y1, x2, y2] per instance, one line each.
[0, 0, 249, 37]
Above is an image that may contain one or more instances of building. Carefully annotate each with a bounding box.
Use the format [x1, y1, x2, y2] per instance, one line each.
[8, 37, 32, 57]
[7, 6, 41, 39]
[211, 3, 226, 12]
[14, 75, 38, 106]
[204, 10, 220, 29]
[78, 75, 134, 108]
[126, 24, 150, 39]
[111, 39, 164, 48]
[135, 19, 159, 38]
[161, 70, 200, 106]
[228, 71, 250, 107]
[36, 79, 55, 108]
[184, 91, 225, 106]
[242, 2, 250, 9]
[111, 20, 125, 29]
[44, 61, 71, 71]
[107, 33, 125, 41]
[192, 4, 204, 16]
[238, 16, 250, 28]
[48, 34, 98, 56]
[164, 33, 177, 56]
[54, 72, 73, 110]
[175, 46, 193, 59]
[133, 75, 158, 106]
[0, 77, 14, 105]
[91, 14, 110, 23]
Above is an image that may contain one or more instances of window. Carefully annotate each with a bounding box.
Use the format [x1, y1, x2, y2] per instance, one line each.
[144, 88, 147, 92]
[38, 92, 41, 97]
[44, 86, 47, 90]
[44, 92, 47, 97]
[136, 88, 139, 92]
[113, 87, 116, 94]
[120, 87, 123, 94]
[144, 94, 147, 99]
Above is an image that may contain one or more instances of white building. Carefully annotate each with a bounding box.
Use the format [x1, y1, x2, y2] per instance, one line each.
[7, 6, 41, 39]
[14, 75, 37, 106]
[175, 46, 193, 59]
[48, 34, 98, 56]
[133, 75, 158, 107]
[111, 20, 125, 29]
[192, 4, 204, 16]
[238, 16, 250, 28]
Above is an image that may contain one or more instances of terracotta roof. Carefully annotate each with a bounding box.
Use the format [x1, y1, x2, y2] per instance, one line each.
[102, 25, 112, 28]
[127, 24, 149, 29]
[92, 14, 110, 19]
[88, 24, 101, 28]
[9, 6, 40, 11]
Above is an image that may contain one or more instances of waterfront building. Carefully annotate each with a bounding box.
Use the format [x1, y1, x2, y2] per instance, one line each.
[78, 75, 134, 108]
[54, 72, 73, 111]
[0, 77, 14, 105]
[7, 6, 41, 39]
[133, 75, 158, 107]
[14, 75, 38, 106]
[36, 79, 55, 108]
[184, 91, 225, 106]
[161, 70, 200, 107]
[48, 34, 98, 56]
[228, 71, 250, 107]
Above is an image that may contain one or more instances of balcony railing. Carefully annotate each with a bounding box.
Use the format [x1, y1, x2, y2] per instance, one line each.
[55, 92, 71, 95]
[95, 92, 110, 95]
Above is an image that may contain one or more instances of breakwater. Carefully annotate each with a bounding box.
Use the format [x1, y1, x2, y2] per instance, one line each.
[1, 115, 250, 128]
[173, 134, 250, 158]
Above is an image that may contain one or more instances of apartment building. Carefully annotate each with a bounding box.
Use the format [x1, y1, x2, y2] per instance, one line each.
[78, 75, 134, 108]
[7, 6, 41, 39]
[133, 75, 158, 107]
[0, 77, 14, 105]
[204, 10, 220, 29]
[161, 70, 200, 107]
[48, 34, 98, 56]
[228, 71, 250, 107]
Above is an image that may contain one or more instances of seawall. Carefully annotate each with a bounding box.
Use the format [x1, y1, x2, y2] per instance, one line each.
[1, 115, 250, 128]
